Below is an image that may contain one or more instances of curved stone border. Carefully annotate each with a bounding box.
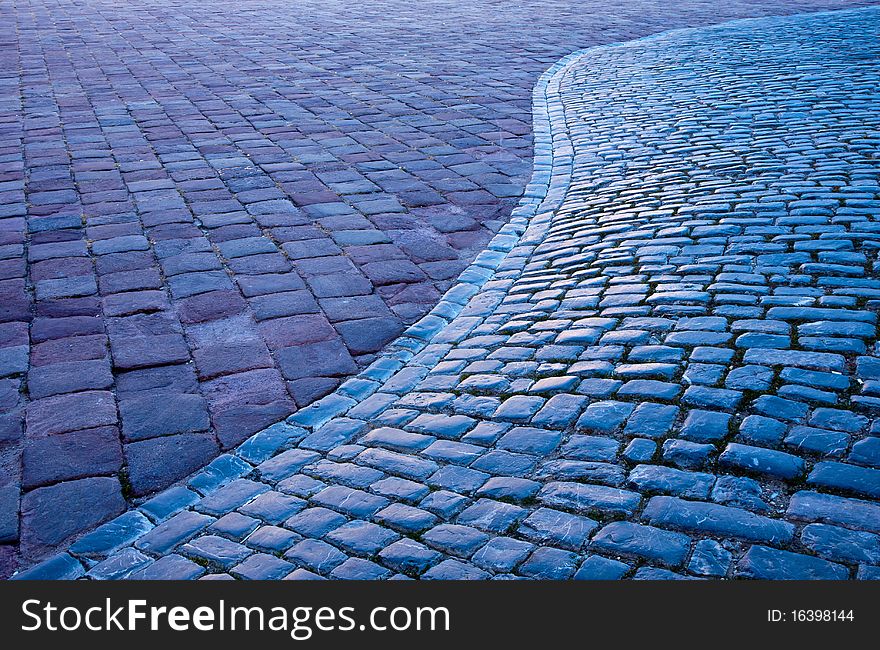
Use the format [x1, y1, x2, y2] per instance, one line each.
[14, 6, 872, 578]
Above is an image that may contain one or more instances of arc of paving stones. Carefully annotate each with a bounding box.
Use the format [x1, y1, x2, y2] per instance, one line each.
[17, 7, 880, 579]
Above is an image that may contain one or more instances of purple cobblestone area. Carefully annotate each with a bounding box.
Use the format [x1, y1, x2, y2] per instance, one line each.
[0, 0, 873, 575]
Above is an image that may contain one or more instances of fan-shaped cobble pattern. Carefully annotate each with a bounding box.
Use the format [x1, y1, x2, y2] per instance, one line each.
[17, 7, 880, 580]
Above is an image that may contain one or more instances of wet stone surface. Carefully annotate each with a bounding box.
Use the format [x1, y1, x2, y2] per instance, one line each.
[2, 1, 878, 576]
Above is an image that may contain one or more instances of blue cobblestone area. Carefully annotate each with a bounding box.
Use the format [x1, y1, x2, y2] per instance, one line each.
[8, 5, 880, 578]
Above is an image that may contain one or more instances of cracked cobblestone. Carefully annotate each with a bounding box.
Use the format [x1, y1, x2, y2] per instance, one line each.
[5, 4, 880, 578]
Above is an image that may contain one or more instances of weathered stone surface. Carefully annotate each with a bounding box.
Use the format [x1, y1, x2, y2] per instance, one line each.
[644, 497, 794, 545]
[25, 391, 117, 437]
[736, 545, 849, 580]
[22, 427, 123, 489]
[20, 478, 126, 559]
[125, 434, 221, 495]
[591, 522, 690, 567]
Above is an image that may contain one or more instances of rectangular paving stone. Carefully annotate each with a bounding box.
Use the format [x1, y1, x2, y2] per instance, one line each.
[735, 545, 849, 580]
[128, 554, 206, 580]
[538, 481, 641, 516]
[25, 390, 117, 437]
[377, 538, 442, 576]
[591, 521, 691, 567]
[719, 443, 806, 480]
[517, 507, 597, 551]
[181, 535, 252, 569]
[256, 449, 321, 482]
[136, 511, 215, 555]
[355, 447, 439, 480]
[196, 479, 270, 516]
[627, 464, 715, 499]
[800, 523, 880, 565]
[285, 538, 348, 574]
[69, 511, 153, 558]
[644, 496, 794, 544]
[87, 548, 154, 580]
[311, 485, 390, 518]
[806, 462, 880, 498]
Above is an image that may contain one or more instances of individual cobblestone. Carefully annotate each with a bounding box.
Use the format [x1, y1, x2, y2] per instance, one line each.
[12, 6, 880, 579]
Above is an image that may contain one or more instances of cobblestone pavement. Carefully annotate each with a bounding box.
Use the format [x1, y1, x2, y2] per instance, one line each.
[14, 6, 880, 580]
[15, 2, 863, 577]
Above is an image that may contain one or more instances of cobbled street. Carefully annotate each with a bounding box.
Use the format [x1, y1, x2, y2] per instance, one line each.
[3, 2, 879, 578]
